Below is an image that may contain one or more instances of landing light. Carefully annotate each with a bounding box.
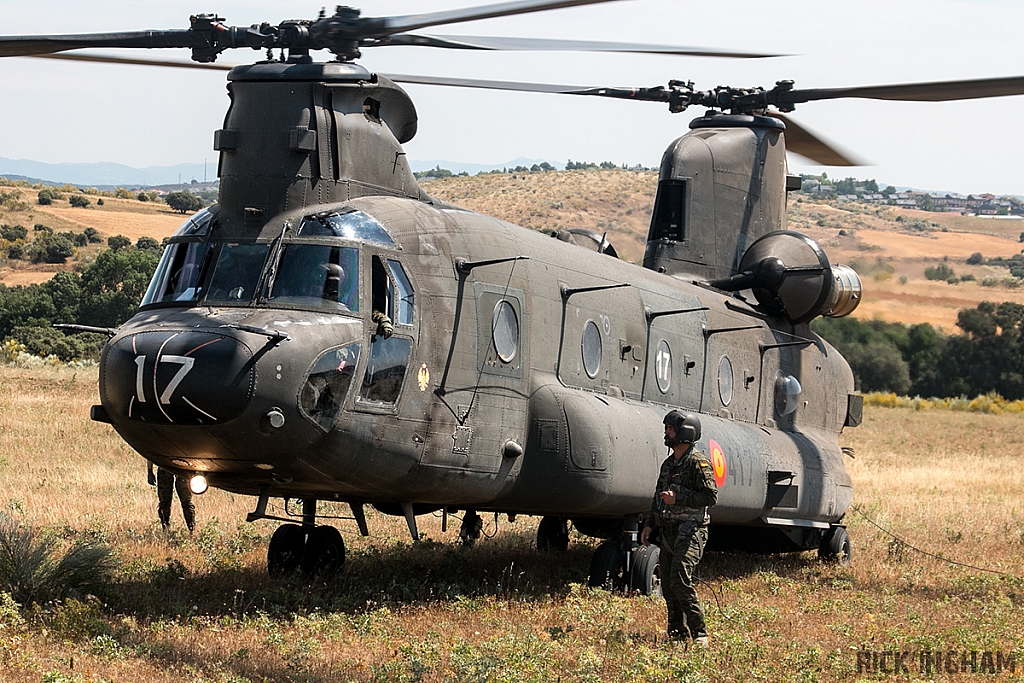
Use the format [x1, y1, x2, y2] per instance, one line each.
[189, 474, 209, 495]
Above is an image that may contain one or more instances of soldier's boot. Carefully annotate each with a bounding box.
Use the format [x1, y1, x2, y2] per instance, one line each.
[459, 510, 483, 546]
[157, 505, 171, 530]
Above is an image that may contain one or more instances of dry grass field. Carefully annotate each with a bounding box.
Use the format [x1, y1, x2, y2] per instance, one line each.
[0, 364, 1022, 682]
[0, 187, 184, 286]
[420, 170, 658, 264]
[789, 199, 1024, 331]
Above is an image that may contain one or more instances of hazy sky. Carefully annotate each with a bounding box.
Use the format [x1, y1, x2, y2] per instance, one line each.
[2, 0, 1022, 194]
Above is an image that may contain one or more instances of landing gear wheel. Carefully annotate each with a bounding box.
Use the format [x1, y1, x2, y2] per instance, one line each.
[630, 544, 662, 597]
[587, 540, 625, 590]
[301, 526, 346, 577]
[536, 516, 570, 552]
[818, 526, 851, 566]
[459, 510, 483, 547]
[268, 523, 306, 577]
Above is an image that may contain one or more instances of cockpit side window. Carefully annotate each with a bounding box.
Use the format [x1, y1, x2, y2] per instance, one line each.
[371, 255, 392, 320]
[387, 259, 414, 326]
[141, 210, 216, 307]
[142, 240, 211, 306]
[268, 244, 359, 311]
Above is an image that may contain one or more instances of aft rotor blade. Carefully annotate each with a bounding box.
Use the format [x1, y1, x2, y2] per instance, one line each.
[383, 33, 783, 58]
[29, 52, 234, 71]
[0, 30, 196, 57]
[769, 112, 865, 167]
[780, 75, 1024, 105]
[382, 0, 625, 35]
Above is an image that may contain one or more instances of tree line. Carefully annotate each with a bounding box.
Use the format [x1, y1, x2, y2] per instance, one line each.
[812, 302, 1024, 399]
[0, 240, 159, 361]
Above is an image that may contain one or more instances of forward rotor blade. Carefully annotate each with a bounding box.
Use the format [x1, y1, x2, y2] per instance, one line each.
[0, 30, 195, 57]
[383, 72, 668, 102]
[29, 52, 234, 71]
[384, 33, 783, 59]
[382, 0, 625, 35]
[780, 75, 1024, 106]
[769, 112, 865, 167]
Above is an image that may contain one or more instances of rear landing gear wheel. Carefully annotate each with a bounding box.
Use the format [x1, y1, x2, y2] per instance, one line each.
[301, 526, 346, 577]
[268, 523, 305, 577]
[588, 540, 625, 590]
[630, 544, 662, 597]
[536, 516, 570, 552]
[819, 526, 851, 566]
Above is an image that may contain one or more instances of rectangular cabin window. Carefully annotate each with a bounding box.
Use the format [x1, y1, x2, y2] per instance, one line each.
[650, 178, 690, 242]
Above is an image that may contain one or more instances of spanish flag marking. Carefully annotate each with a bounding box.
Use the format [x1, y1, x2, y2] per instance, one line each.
[709, 439, 727, 487]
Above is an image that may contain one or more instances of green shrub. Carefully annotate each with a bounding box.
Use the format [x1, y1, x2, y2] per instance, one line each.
[106, 235, 131, 251]
[0, 224, 27, 241]
[924, 263, 955, 281]
[0, 516, 116, 607]
[49, 597, 110, 641]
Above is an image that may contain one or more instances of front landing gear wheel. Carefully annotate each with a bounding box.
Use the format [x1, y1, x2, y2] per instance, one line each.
[630, 544, 662, 596]
[301, 526, 346, 577]
[268, 523, 305, 577]
[587, 540, 625, 590]
[536, 516, 570, 552]
[819, 526, 851, 566]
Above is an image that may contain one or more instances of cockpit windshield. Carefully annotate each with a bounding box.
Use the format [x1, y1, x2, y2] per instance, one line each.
[142, 208, 376, 311]
[268, 244, 359, 311]
[205, 243, 271, 304]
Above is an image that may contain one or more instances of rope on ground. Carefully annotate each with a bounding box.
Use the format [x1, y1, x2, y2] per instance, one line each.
[850, 504, 1021, 579]
[696, 576, 731, 620]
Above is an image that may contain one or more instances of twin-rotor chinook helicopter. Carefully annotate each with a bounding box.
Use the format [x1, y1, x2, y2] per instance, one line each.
[4, 0, 1024, 590]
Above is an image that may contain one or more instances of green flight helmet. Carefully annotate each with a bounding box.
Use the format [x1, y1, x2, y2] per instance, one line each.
[664, 410, 701, 446]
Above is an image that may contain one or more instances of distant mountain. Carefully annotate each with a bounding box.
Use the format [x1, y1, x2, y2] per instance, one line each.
[0, 157, 214, 188]
[0, 155, 561, 187]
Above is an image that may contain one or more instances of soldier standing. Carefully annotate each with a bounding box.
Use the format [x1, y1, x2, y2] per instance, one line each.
[641, 410, 718, 645]
[149, 462, 196, 533]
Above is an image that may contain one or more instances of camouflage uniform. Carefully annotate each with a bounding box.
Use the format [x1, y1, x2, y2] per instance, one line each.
[157, 467, 196, 532]
[644, 446, 718, 640]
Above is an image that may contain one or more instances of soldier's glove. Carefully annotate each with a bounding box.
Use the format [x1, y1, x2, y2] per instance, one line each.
[147, 470, 156, 486]
[372, 311, 394, 340]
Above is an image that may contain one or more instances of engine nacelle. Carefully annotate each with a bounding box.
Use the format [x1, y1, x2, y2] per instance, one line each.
[711, 231, 862, 324]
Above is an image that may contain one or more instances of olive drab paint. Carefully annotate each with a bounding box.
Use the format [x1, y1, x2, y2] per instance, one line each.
[89, 55, 864, 576]
[0, 3, 896, 577]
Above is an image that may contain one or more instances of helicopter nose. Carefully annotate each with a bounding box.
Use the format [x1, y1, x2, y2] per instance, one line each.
[100, 330, 255, 425]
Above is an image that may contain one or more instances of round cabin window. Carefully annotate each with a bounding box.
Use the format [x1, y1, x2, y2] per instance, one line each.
[582, 320, 602, 378]
[492, 300, 519, 363]
[718, 355, 734, 406]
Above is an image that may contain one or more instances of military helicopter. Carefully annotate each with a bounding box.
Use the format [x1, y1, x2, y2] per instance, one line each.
[4, 0, 1024, 590]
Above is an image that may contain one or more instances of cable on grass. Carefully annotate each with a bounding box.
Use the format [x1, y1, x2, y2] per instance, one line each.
[696, 576, 733, 621]
[851, 504, 1021, 579]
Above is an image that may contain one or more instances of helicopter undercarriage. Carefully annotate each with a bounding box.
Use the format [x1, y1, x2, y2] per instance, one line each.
[250, 492, 851, 587]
